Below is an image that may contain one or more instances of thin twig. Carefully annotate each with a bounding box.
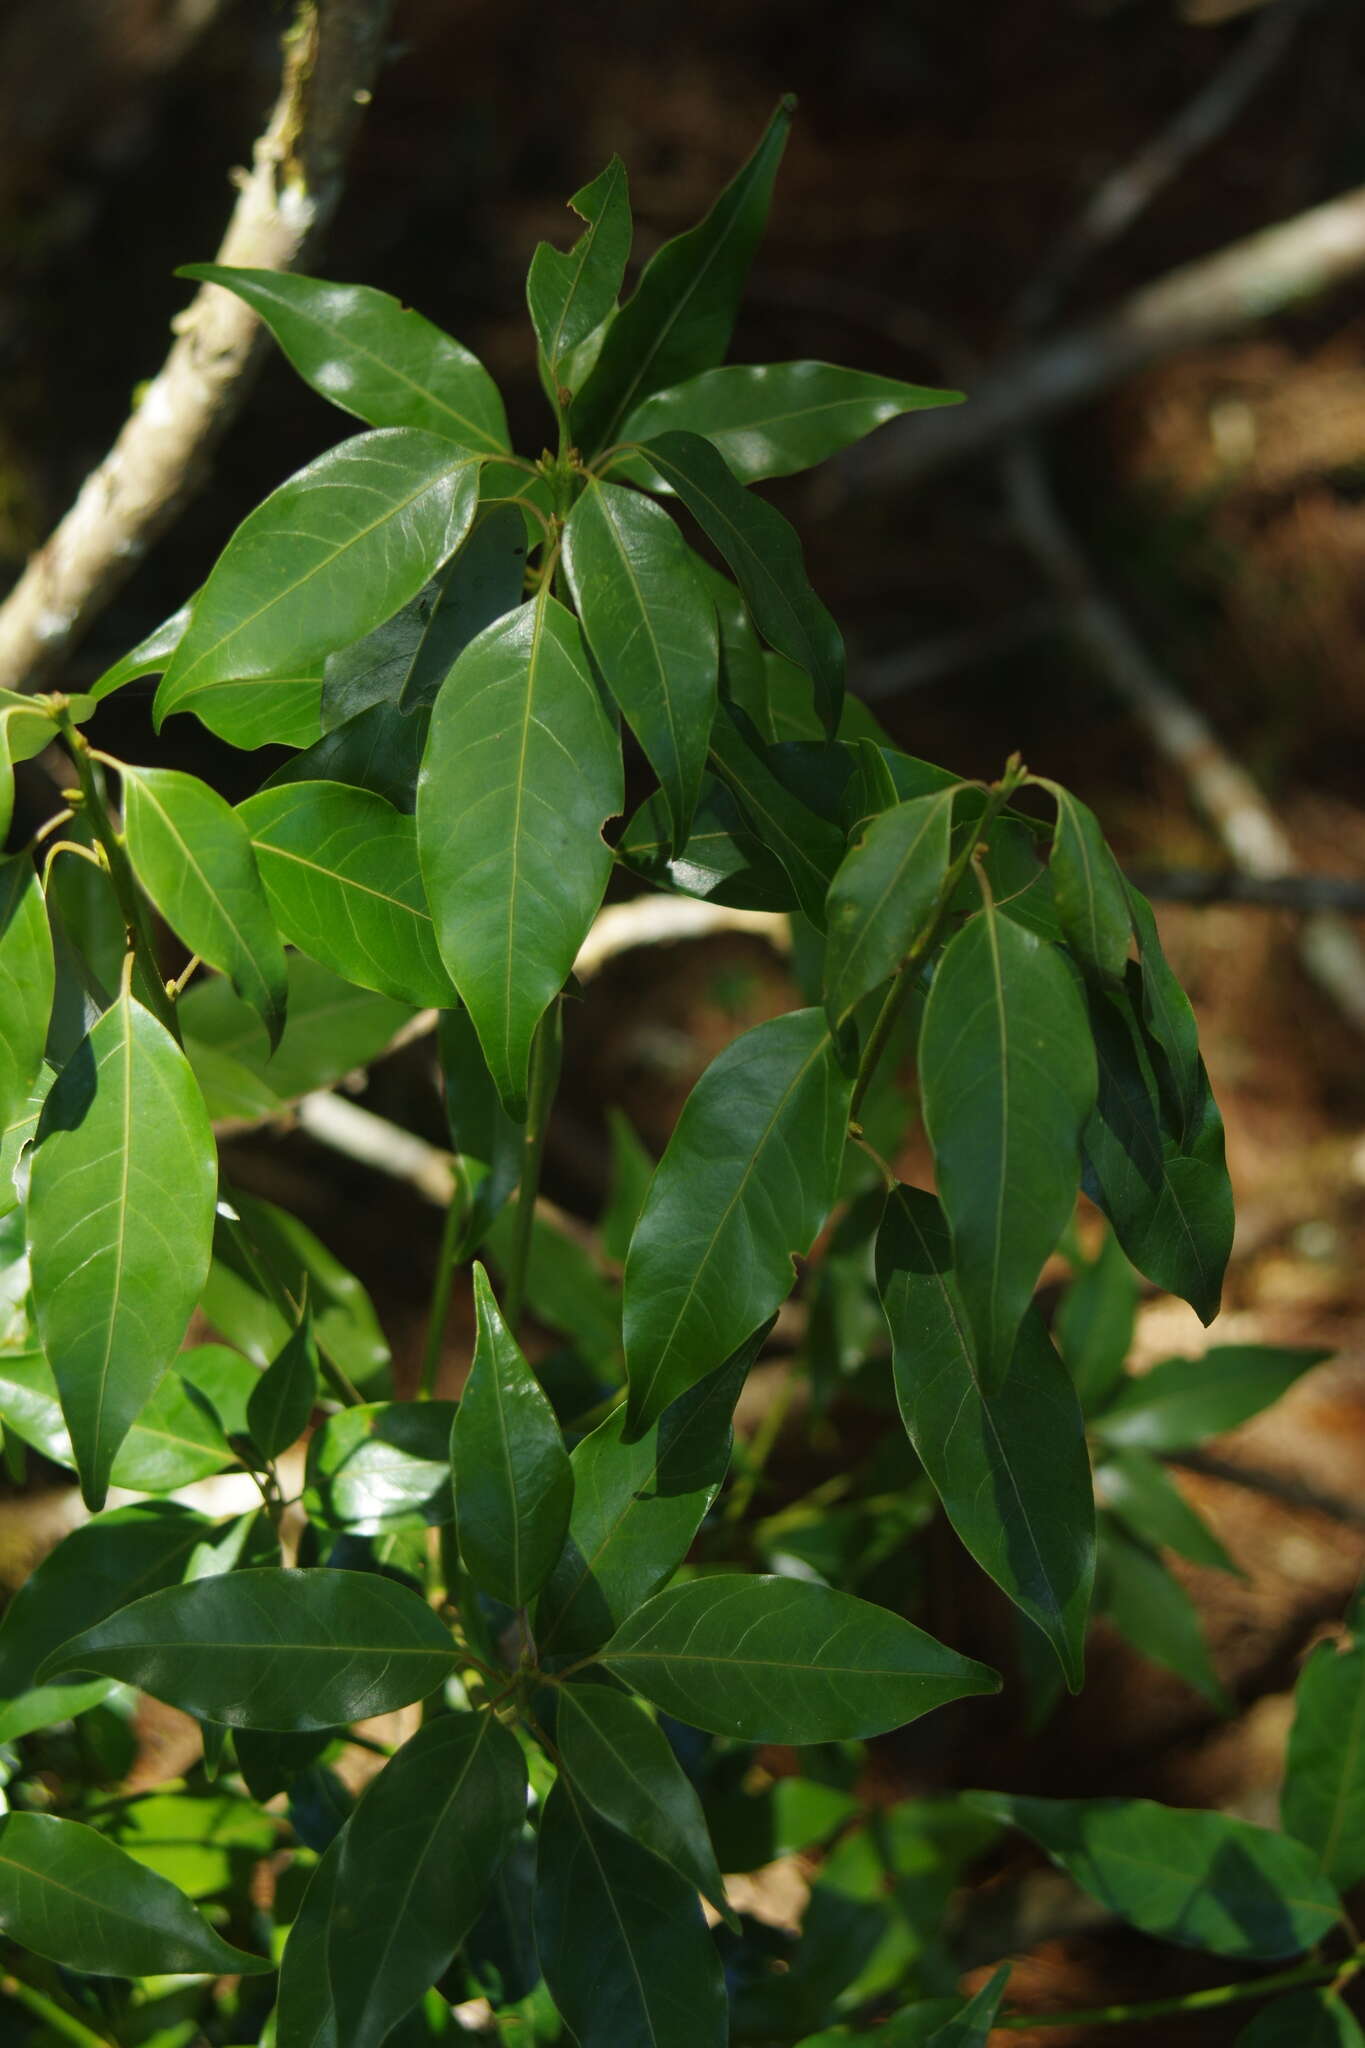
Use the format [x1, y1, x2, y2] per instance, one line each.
[0, 0, 393, 694]
[1130, 868, 1365, 914]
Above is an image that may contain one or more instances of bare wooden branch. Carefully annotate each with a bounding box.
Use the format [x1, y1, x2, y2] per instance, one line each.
[0, 0, 393, 695]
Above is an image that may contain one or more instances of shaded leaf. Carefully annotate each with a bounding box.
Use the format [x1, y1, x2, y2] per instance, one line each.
[617, 773, 799, 915]
[1041, 781, 1131, 982]
[1097, 1449, 1241, 1576]
[1054, 1230, 1138, 1413]
[1128, 885, 1203, 1141]
[304, 1402, 457, 1533]
[1283, 1637, 1365, 1892]
[1093, 1346, 1327, 1453]
[206, 1190, 390, 1389]
[265, 698, 430, 811]
[527, 157, 631, 391]
[824, 793, 955, 1031]
[438, 1006, 522, 1253]
[926, 1966, 1012, 2046]
[0, 1346, 245, 1492]
[1098, 1517, 1228, 1710]
[1237, 1991, 1365, 2047]
[0, 857, 54, 1139]
[708, 703, 846, 924]
[248, 1306, 318, 1462]
[600, 1108, 653, 1264]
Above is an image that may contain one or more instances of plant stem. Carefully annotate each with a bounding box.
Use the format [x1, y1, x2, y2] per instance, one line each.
[996, 1950, 1361, 2031]
[1, 1972, 116, 2048]
[503, 1000, 562, 1332]
[848, 756, 1027, 1127]
[417, 1156, 469, 1399]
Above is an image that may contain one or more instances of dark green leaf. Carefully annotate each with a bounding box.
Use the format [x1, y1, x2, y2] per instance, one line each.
[304, 1402, 457, 1533]
[327, 1710, 526, 2048]
[417, 592, 621, 1115]
[824, 793, 955, 1030]
[556, 1682, 734, 1924]
[0, 857, 53, 1138]
[1097, 1449, 1240, 1576]
[617, 774, 799, 915]
[527, 157, 631, 391]
[248, 1306, 318, 1462]
[239, 780, 456, 1008]
[1128, 885, 1203, 1140]
[876, 1186, 1094, 1689]
[0, 1347, 242, 1491]
[969, 1791, 1341, 1960]
[1237, 1991, 1365, 2047]
[1041, 781, 1131, 982]
[1098, 1516, 1228, 1709]
[1093, 1346, 1327, 1453]
[537, 1344, 751, 1660]
[40, 1567, 456, 1729]
[181, 267, 509, 450]
[265, 699, 430, 812]
[919, 902, 1096, 1391]
[206, 1190, 390, 1388]
[0, 692, 62, 843]
[276, 1829, 344, 2048]
[623, 1007, 850, 1437]
[535, 1774, 727, 2048]
[602, 1574, 998, 1741]
[0, 1811, 270, 1976]
[1054, 1230, 1138, 1413]
[600, 1108, 653, 1264]
[122, 764, 287, 1046]
[925, 1966, 1012, 2046]
[639, 430, 844, 731]
[564, 478, 716, 850]
[620, 360, 961, 483]
[451, 1264, 573, 1608]
[156, 430, 484, 726]
[483, 1199, 623, 1371]
[571, 99, 792, 453]
[89, 599, 191, 702]
[708, 704, 847, 925]
[236, 1726, 334, 1803]
[1283, 1636, 1365, 1892]
[438, 1006, 522, 1252]
[27, 989, 217, 1509]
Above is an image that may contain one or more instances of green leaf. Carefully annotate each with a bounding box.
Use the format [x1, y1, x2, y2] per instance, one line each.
[1041, 781, 1131, 982]
[563, 478, 716, 851]
[238, 780, 456, 1008]
[276, 1830, 344, 2048]
[27, 988, 217, 1509]
[1283, 1636, 1365, 1892]
[156, 430, 484, 726]
[602, 1574, 999, 1741]
[537, 1344, 751, 1660]
[1237, 1991, 1365, 2047]
[969, 1791, 1341, 1960]
[181, 266, 509, 450]
[0, 1346, 242, 1491]
[623, 1007, 850, 1437]
[89, 598, 191, 702]
[186, 669, 326, 752]
[876, 1186, 1094, 1690]
[304, 1401, 457, 1533]
[619, 361, 961, 483]
[417, 591, 622, 1115]
[925, 1966, 1012, 2046]
[1128, 885, 1204, 1140]
[0, 1811, 271, 1976]
[1093, 1346, 1327, 1453]
[1098, 1516, 1228, 1709]
[105, 1787, 277, 1898]
[0, 692, 62, 843]
[0, 1682, 115, 1744]
[571, 99, 791, 451]
[206, 1190, 390, 1389]
[121, 764, 287, 1047]
[0, 1502, 207, 1700]
[534, 1774, 727, 2048]
[556, 1682, 734, 1925]
[437, 1007, 521, 1252]
[618, 773, 799, 915]
[1097, 1449, 1241, 1576]
[325, 1710, 526, 2048]
[527, 157, 632, 392]
[40, 1567, 456, 1729]
[600, 1108, 653, 1264]
[708, 705, 847, 925]
[451, 1264, 573, 1608]
[919, 901, 1097, 1391]
[638, 430, 844, 731]
[0, 857, 54, 1139]
[247, 1306, 318, 1461]
[265, 699, 430, 812]
[1054, 1230, 1138, 1412]
[823, 793, 955, 1031]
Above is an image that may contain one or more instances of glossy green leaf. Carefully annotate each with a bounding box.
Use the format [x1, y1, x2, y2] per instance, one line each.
[304, 1401, 456, 1533]
[824, 792, 955, 1030]
[876, 1186, 1094, 1689]
[89, 599, 191, 701]
[623, 1007, 850, 1437]
[602, 1574, 998, 1741]
[563, 477, 716, 850]
[527, 157, 631, 392]
[121, 763, 287, 1046]
[0, 691, 61, 843]
[417, 592, 621, 1115]
[0, 1681, 115, 1744]
[618, 773, 800, 915]
[620, 360, 960, 483]
[247, 1306, 318, 1461]
[556, 1682, 734, 1924]
[600, 1108, 653, 1263]
[571, 99, 792, 453]
[1054, 1230, 1138, 1412]
[156, 430, 484, 726]
[537, 1344, 751, 1660]
[276, 1829, 344, 2048]
[182, 266, 509, 450]
[206, 1190, 390, 1388]
[1093, 1346, 1327, 1453]
[1098, 1517, 1227, 1709]
[535, 1774, 727, 2048]
[970, 1791, 1341, 1960]
[265, 698, 430, 811]
[40, 1567, 457, 1730]
[0, 1346, 242, 1491]
[239, 780, 456, 1008]
[1097, 1449, 1240, 1576]
[326, 1710, 526, 2048]
[0, 1811, 270, 1976]
[187, 669, 325, 751]
[0, 858, 54, 1139]
[1283, 1637, 1365, 1892]
[451, 1264, 573, 1608]
[919, 902, 1097, 1391]
[1041, 781, 1131, 982]
[0, 1503, 207, 1700]
[27, 988, 217, 1509]
[639, 430, 844, 731]
[1238, 1991, 1365, 2047]
[708, 705, 847, 924]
